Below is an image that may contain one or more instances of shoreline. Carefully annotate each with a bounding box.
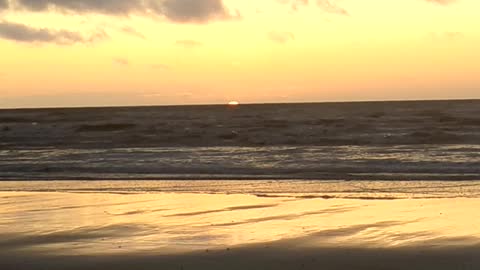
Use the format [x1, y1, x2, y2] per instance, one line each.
[2, 180, 480, 199]
[3, 176, 480, 181]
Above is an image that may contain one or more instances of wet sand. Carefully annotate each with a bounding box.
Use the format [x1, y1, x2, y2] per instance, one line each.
[1, 190, 479, 269]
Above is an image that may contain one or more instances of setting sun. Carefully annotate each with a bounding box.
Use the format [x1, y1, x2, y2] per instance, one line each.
[228, 101, 240, 106]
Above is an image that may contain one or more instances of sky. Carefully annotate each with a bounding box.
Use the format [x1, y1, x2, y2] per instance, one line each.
[0, 0, 479, 108]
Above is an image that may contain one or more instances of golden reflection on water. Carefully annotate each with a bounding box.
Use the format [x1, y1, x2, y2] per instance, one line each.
[1, 192, 480, 255]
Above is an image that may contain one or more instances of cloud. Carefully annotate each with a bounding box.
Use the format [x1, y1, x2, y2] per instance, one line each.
[113, 58, 130, 66]
[15, 0, 146, 15]
[0, 1, 236, 45]
[0, 0, 8, 10]
[425, 0, 457, 4]
[430, 31, 464, 41]
[277, 0, 306, 11]
[0, 20, 107, 44]
[151, 0, 232, 23]
[278, 0, 348, 15]
[120, 26, 146, 39]
[268, 31, 295, 44]
[10, 0, 234, 23]
[316, 0, 348, 15]
[443, 31, 463, 39]
[151, 64, 170, 70]
[175, 39, 203, 48]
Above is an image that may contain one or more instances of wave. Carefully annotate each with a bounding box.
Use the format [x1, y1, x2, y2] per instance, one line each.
[1, 145, 480, 180]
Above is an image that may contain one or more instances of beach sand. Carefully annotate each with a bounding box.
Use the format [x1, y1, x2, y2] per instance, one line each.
[1, 190, 479, 269]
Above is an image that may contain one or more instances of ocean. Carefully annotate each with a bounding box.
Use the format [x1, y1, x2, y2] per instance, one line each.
[1, 100, 480, 181]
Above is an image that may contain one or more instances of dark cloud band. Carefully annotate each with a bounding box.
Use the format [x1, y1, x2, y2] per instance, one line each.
[0, 0, 8, 10]
[12, 0, 232, 23]
[155, 0, 230, 23]
[0, 21, 107, 44]
[0, 0, 232, 45]
[16, 0, 145, 14]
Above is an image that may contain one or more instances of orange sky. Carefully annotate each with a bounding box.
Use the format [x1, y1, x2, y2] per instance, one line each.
[0, 0, 479, 108]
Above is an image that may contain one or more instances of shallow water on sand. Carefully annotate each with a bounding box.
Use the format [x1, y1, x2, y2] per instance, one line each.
[1, 182, 480, 270]
[0, 190, 479, 252]
[1, 189, 480, 256]
[1, 180, 480, 199]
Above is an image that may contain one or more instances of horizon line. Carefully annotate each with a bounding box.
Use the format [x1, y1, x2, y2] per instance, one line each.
[1, 97, 480, 111]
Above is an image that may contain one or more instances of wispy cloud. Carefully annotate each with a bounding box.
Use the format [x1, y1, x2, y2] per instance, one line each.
[0, 20, 107, 44]
[151, 64, 170, 70]
[443, 31, 463, 39]
[430, 31, 464, 41]
[278, 0, 348, 15]
[316, 0, 348, 15]
[176, 39, 203, 48]
[120, 26, 146, 39]
[268, 31, 295, 44]
[425, 0, 457, 5]
[113, 57, 130, 66]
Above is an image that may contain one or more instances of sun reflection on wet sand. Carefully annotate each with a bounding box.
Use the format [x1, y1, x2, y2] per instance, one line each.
[1, 191, 480, 258]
